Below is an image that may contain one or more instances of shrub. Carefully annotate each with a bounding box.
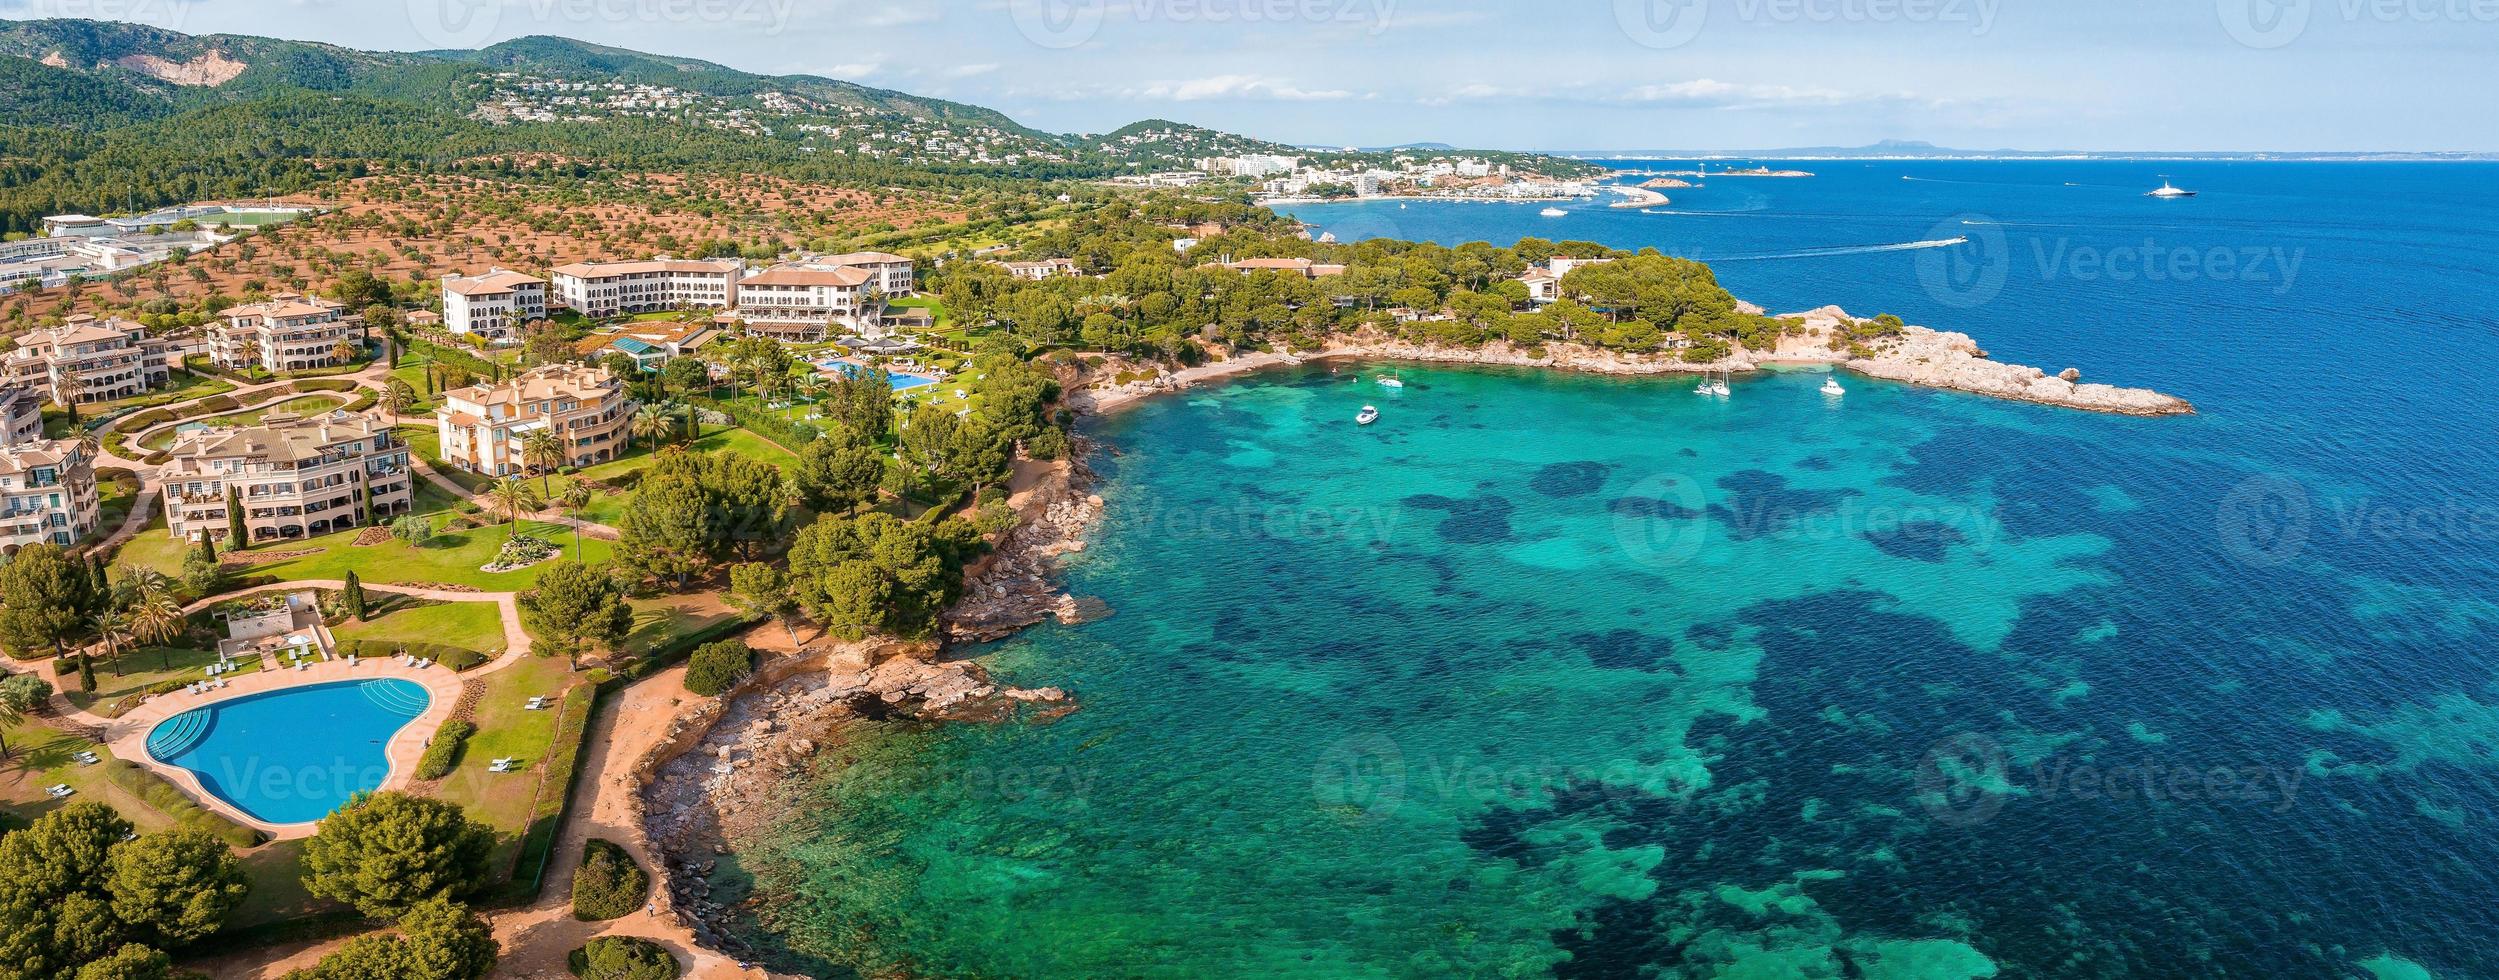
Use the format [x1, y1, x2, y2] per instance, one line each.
[569, 839, 649, 921]
[414, 721, 476, 780]
[681, 640, 753, 697]
[339, 640, 490, 671]
[568, 936, 679, 980]
[194, 395, 240, 414]
[99, 761, 263, 848]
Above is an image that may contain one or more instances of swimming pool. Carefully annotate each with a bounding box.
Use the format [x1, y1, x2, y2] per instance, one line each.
[144, 678, 431, 825]
[817, 360, 939, 391]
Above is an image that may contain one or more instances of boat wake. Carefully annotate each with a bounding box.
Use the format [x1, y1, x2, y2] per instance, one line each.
[1713, 237, 1970, 261]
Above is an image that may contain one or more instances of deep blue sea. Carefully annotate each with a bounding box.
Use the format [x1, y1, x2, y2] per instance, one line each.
[733, 162, 2499, 978]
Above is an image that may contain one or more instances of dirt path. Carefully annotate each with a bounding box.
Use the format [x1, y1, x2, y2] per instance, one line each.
[486, 664, 767, 979]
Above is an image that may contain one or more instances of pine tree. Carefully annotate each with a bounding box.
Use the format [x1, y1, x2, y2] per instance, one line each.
[78, 656, 97, 693]
[343, 571, 367, 622]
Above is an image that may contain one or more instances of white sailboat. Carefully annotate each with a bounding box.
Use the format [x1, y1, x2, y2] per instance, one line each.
[1376, 370, 1406, 389]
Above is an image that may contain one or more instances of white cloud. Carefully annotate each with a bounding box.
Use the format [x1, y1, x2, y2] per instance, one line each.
[1137, 74, 1359, 102]
[822, 63, 882, 79]
[944, 63, 1002, 78]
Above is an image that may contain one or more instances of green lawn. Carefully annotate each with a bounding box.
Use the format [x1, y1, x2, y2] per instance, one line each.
[623, 593, 746, 656]
[65, 647, 258, 717]
[240, 518, 611, 592]
[430, 655, 580, 869]
[136, 394, 350, 451]
[111, 511, 190, 580]
[91, 370, 236, 419]
[229, 840, 325, 930]
[94, 468, 141, 535]
[545, 425, 799, 526]
[1, 720, 136, 830]
[331, 600, 507, 656]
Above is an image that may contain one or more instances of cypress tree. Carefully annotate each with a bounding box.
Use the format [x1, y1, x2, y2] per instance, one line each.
[343, 571, 366, 622]
[78, 655, 97, 693]
[226, 487, 247, 548]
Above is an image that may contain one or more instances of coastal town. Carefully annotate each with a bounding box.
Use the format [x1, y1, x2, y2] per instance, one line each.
[0, 172, 2190, 977]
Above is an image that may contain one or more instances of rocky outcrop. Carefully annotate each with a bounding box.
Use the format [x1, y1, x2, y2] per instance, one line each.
[1768, 306, 2194, 416]
[114, 50, 248, 86]
[946, 454, 1108, 643]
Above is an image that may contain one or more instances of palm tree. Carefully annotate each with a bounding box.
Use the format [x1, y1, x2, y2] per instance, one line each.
[0, 678, 46, 759]
[379, 379, 418, 420]
[126, 571, 184, 670]
[490, 477, 539, 533]
[520, 428, 566, 497]
[90, 609, 132, 678]
[629, 404, 674, 452]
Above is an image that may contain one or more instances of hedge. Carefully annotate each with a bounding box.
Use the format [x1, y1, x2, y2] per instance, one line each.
[289, 379, 361, 393]
[570, 838, 650, 921]
[686, 394, 814, 453]
[337, 639, 491, 671]
[414, 720, 476, 780]
[100, 761, 265, 849]
[568, 936, 680, 980]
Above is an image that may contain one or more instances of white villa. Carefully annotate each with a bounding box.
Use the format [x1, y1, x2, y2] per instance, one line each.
[213, 295, 359, 373]
[2, 316, 174, 406]
[434, 364, 634, 477]
[441, 269, 549, 341]
[0, 437, 100, 554]
[549, 259, 745, 318]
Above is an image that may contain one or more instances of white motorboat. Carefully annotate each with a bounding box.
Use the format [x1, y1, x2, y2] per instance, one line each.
[1357, 405, 1380, 426]
[1540, 207, 1569, 217]
[1822, 376, 1846, 396]
[2147, 178, 2197, 199]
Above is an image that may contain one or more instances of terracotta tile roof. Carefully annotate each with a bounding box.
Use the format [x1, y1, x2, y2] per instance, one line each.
[441, 363, 621, 411]
[742, 266, 871, 288]
[0, 439, 85, 477]
[221, 295, 344, 320]
[549, 259, 742, 279]
[443, 270, 547, 296]
[163, 412, 385, 467]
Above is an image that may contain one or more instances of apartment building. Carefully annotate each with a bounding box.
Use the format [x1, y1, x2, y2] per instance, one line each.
[434, 364, 633, 477]
[808, 251, 915, 295]
[731, 265, 873, 342]
[0, 386, 44, 447]
[2, 315, 175, 406]
[0, 438, 99, 554]
[158, 411, 413, 544]
[548, 259, 744, 318]
[441, 268, 549, 340]
[213, 295, 359, 373]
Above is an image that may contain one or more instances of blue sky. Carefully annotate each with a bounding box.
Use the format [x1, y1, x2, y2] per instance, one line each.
[6, 0, 2489, 151]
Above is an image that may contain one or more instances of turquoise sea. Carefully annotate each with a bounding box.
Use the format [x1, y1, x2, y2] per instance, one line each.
[731, 163, 2499, 977]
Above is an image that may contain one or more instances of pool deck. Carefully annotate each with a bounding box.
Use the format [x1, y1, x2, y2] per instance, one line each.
[78, 581, 534, 840]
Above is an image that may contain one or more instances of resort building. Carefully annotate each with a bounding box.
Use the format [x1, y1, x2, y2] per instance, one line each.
[158, 411, 414, 544]
[2, 315, 175, 406]
[1215, 257, 1348, 278]
[0, 386, 45, 447]
[548, 259, 745, 318]
[1520, 257, 1614, 305]
[440, 268, 549, 341]
[0, 438, 100, 554]
[807, 251, 916, 295]
[213, 295, 359, 373]
[433, 364, 633, 477]
[730, 265, 874, 342]
[1002, 258, 1079, 281]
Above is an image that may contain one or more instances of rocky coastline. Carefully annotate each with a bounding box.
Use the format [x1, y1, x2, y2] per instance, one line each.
[1070, 306, 2193, 418]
